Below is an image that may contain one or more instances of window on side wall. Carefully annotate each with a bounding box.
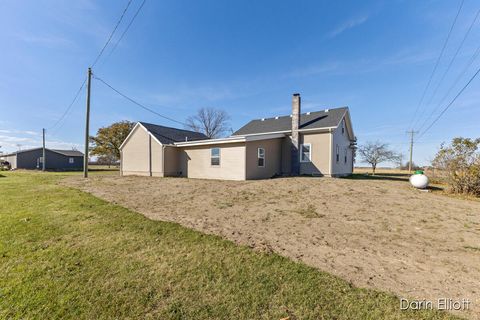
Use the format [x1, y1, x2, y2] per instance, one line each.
[300, 144, 311, 162]
[342, 119, 345, 135]
[69, 157, 74, 164]
[344, 148, 347, 164]
[257, 148, 265, 167]
[211, 148, 220, 166]
[336, 145, 340, 163]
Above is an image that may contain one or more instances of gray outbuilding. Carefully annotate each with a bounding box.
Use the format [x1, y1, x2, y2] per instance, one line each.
[0, 148, 84, 171]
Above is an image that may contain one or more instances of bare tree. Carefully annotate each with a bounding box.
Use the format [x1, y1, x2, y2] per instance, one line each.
[185, 107, 230, 138]
[358, 141, 400, 174]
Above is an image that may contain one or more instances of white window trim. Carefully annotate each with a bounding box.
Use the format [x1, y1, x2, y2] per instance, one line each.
[257, 147, 265, 167]
[300, 143, 312, 163]
[210, 147, 220, 167]
[69, 157, 74, 164]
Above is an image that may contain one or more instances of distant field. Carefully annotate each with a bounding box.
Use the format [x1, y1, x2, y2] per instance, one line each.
[354, 167, 411, 175]
[0, 171, 460, 319]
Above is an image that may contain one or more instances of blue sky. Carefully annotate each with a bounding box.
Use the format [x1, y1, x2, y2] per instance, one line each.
[1, 0, 479, 166]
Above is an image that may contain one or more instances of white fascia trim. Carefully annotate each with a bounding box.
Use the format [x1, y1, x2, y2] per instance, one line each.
[119, 122, 163, 150]
[174, 133, 285, 147]
[245, 133, 285, 141]
[231, 130, 290, 137]
[299, 126, 337, 133]
[174, 136, 246, 147]
[231, 127, 336, 137]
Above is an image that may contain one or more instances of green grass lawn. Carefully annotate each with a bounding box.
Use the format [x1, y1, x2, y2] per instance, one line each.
[0, 172, 460, 319]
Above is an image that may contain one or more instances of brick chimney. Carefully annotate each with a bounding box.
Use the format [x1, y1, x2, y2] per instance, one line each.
[291, 93, 301, 175]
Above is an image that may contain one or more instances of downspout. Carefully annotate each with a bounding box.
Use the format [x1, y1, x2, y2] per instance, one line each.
[149, 135, 152, 177]
[162, 145, 165, 177]
[244, 143, 247, 180]
[329, 128, 333, 176]
[120, 149, 123, 176]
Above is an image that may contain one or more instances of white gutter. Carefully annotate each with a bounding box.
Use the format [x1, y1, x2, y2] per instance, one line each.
[174, 133, 285, 147]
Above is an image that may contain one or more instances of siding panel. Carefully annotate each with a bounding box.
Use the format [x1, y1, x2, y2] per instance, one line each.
[245, 138, 282, 179]
[179, 143, 246, 180]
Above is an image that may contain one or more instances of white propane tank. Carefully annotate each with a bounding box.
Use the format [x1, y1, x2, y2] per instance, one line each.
[409, 171, 429, 189]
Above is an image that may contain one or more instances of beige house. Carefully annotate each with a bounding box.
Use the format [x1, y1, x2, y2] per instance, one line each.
[120, 93, 356, 180]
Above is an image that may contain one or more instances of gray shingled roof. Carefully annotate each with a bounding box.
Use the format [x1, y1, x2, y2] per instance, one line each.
[233, 107, 348, 136]
[51, 149, 84, 157]
[1, 148, 83, 157]
[140, 122, 208, 144]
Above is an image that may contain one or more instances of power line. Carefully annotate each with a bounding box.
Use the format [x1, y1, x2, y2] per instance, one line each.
[48, 0, 136, 132]
[416, 63, 480, 141]
[48, 77, 87, 131]
[91, 0, 133, 68]
[417, 30, 480, 133]
[408, 0, 464, 130]
[105, 0, 147, 62]
[419, 7, 480, 124]
[93, 74, 186, 126]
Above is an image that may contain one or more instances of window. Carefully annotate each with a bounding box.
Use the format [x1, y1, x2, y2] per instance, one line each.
[342, 119, 345, 135]
[39, 157, 44, 163]
[336, 145, 340, 163]
[69, 158, 74, 164]
[344, 148, 347, 164]
[257, 148, 265, 167]
[211, 148, 220, 166]
[300, 144, 311, 162]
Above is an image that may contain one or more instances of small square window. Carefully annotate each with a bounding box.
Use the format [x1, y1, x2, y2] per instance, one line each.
[257, 148, 265, 167]
[211, 148, 220, 166]
[300, 144, 311, 162]
[69, 158, 74, 164]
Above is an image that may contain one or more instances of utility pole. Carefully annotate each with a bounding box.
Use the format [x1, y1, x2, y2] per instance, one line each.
[42, 128, 46, 171]
[83, 67, 92, 178]
[406, 130, 418, 173]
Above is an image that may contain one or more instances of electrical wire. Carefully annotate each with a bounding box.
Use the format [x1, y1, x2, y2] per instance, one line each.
[91, 0, 133, 67]
[416, 63, 480, 141]
[417, 36, 480, 133]
[105, 0, 146, 62]
[416, 7, 480, 132]
[48, 77, 87, 131]
[48, 0, 137, 131]
[408, 0, 464, 130]
[93, 74, 186, 126]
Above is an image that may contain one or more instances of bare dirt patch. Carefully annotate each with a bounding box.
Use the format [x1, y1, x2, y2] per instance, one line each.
[64, 175, 480, 318]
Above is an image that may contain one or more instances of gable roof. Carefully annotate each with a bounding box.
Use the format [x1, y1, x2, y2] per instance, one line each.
[232, 107, 348, 136]
[139, 122, 208, 144]
[1, 148, 83, 157]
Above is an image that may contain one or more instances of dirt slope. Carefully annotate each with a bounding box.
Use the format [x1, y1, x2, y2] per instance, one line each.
[65, 175, 480, 319]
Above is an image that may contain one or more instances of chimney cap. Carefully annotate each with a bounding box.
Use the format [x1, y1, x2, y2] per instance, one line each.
[293, 93, 300, 96]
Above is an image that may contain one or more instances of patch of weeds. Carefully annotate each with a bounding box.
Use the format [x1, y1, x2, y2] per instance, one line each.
[463, 245, 480, 252]
[295, 204, 325, 218]
[215, 200, 234, 209]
